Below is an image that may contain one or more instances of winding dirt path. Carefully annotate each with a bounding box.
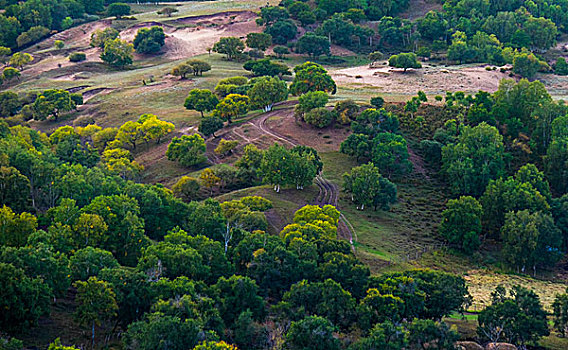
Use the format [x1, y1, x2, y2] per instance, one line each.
[235, 104, 357, 248]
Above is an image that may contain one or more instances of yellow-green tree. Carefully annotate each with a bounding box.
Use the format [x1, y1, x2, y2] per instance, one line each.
[200, 168, 220, 195]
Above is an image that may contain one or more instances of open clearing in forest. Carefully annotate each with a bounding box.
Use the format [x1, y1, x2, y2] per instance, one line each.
[332, 62, 568, 101]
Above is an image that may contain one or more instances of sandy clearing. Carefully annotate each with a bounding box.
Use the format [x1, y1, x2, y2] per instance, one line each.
[22, 11, 261, 77]
[120, 11, 261, 60]
[332, 63, 511, 95]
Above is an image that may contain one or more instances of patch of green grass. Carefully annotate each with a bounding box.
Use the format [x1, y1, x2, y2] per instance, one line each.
[540, 334, 568, 350]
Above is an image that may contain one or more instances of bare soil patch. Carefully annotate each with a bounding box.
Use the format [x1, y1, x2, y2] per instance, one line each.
[121, 11, 261, 60]
[268, 111, 351, 153]
[332, 63, 510, 96]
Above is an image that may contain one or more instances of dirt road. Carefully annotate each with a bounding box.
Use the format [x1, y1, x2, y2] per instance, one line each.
[224, 104, 358, 247]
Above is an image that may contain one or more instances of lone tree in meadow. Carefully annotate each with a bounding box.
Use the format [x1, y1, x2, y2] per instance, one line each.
[133, 26, 166, 54]
[9, 52, 33, 70]
[388, 53, 422, 72]
[158, 7, 178, 17]
[107, 3, 131, 19]
[213, 37, 245, 61]
[100, 38, 133, 68]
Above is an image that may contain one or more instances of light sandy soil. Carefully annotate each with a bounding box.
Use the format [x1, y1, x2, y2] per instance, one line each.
[332, 63, 511, 95]
[23, 11, 261, 77]
[121, 11, 261, 60]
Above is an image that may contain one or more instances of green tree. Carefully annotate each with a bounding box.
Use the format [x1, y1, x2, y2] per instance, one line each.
[185, 89, 219, 117]
[388, 52, 421, 72]
[501, 210, 562, 274]
[166, 134, 207, 167]
[260, 6, 290, 25]
[0, 263, 51, 331]
[343, 162, 397, 211]
[81, 0, 103, 14]
[285, 316, 340, 350]
[556, 57, 568, 75]
[296, 33, 330, 57]
[199, 116, 224, 138]
[107, 3, 130, 19]
[213, 94, 249, 124]
[264, 20, 297, 45]
[246, 32, 272, 51]
[259, 143, 291, 192]
[187, 59, 212, 76]
[0, 91, 21, 117]
[100, 38, 133, 68]
[0, 205, 37, 247]
[408, 319, 458, 350]
[133, 26, 166, 54]
[0, 166, 29, 212]
[243, 58, 290, 77]
[481, 176, 549, 236]
[124, 313, 201, 350]
[32, 89, 76, 121]
[439, 196, 483, 253]
[16, 26, 49, 48]
[213, 37, 245, 60]
[273, 45, 289, 58]
[72, 213, 108, 248]
[304, 107, 335, 128]
[83, 195, 148, 265]
[371, 132, 412, 176]
[215, 139, 239, 157]
[0, 46, 12, 65]
[69, 247, 118, 281]
[90, 28, 119, 48]
[171, 63, 193, 79]
[340, 133, 370, 161]
[200, 168, 220, 195]
[172, 176, 200, 202]
[295, 90, 329, 122]
[9, 52, 33, 70]
[545, 137, 568, 195]
[442, 123, 506, 196]
[290, 62, 336, 95]
[248, 76, 288, 112]
[73, 277, 118, 348]
[281, 279, 356, 329]
[478, 285, 549, 346]
[137, 241, 207, 280]
[158, 7, 178, 17]
[513, 52, 541, 79]
[524, 16, 557, 51]
[212, 275, 265, 326]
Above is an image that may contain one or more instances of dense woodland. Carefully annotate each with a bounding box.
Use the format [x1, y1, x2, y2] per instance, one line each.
[1, 0, 568, 349]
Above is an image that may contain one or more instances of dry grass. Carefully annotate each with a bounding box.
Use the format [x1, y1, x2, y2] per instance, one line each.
[465, 269, 568, 311]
